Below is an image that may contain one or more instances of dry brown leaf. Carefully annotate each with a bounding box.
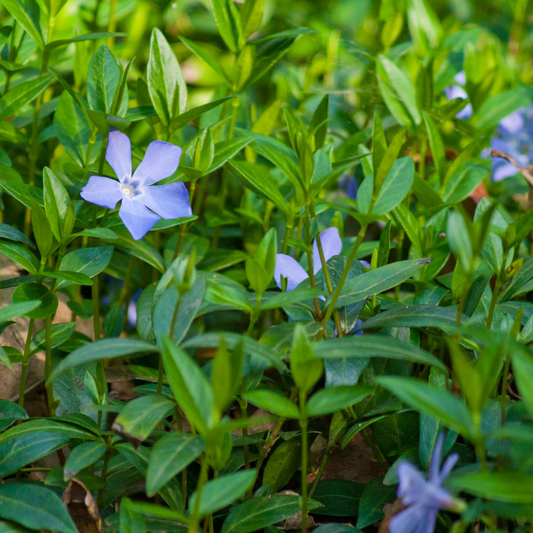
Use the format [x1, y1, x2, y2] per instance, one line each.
[62, 478, 102, 533]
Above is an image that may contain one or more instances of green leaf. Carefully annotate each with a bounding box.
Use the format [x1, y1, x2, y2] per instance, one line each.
[87, 45, 121, 114]
[290, 323, 323, 394]
[442, 159, 491, 204]
[43, 167, 74, 242]
[0, 400, 28, 431]
[0, 432, 71, 478]
[511, 349, 533, 418]
[48, 339, 159, 382]
[449, 472, 533, 503]
[313, 335, 448, 373]
[2, 0, 44, 49]
[210, 0, 241, 53]
[113, 232, 164, 273]
[0, 77, 52, 123]
[307, 385, 373, 417]
[12, 282, 57, 319]
[357, 157, 415, 215]
[475, 86, 533, 130]
[189, 470, 256, 516]
[45, 270, 93, 286]
[244, 390, 299, 419]
[0, 224, 33, 247]
[240, 0, 264, 40]
[148, 28, 187, 125]
[227, 160, 289, 216]
[64, 441, 107, 479]
[222, 494, 322, 533]
[146, 432, 205, 497]
[30, 321, 76, 355]
[423, 111, 446, 181]
[161, 337, 215, 434]
[58, 246, 114, 288]
[212, 339, 244, 414]
[377, 376, 476, 440]
[328, 258, 430, 309]
[374, 128, 406, 193]
[310, 479, 364, 517]
[0, 301, 41, 322]
[45, 32, 128, 52]
[357, 304, 460, 332]
[260, 288, 326, 310]
[355, 477, 396, 529]
[171, 96, 238, 131]
[153, 276, 206, 345]
[262, 437, 301, 494]
[0, 241, 39, 274]
[113, 395, 174, 445]
[0, 484, 77, 533]
[179, 37, 231, 84]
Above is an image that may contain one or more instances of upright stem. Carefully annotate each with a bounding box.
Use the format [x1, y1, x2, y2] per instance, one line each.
[299, 391, 309, 533]
[189, 456, 209, 533]
[282, 219, 294, 254]
[18, 319, 36, 408]
[44, 316, 55, 415]
[107, 0, 119, 50]
[501, 356, 512, 427]
[304, 205, 321, 319]
[321, 223, 369, 329]
[240, 376, 251, 474]
[92, 274, 101, 341]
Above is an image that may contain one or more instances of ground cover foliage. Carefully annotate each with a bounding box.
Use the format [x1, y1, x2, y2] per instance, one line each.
[2, 0, 533, 531]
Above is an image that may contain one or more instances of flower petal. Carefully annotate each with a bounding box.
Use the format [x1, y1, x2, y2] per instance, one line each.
[274, 254, 308, 291]
[119, 196, 160, 240]
[133, 140, 182, 186]
[492, 161, 519, 181]
[360, 260, 371, 269]
[106, 128, 132, 182]
[429, 433, 445, 483]
[80, 176, 123, 210]
[390, 505, 426, 533]
[438, 452, 459, 485]
[139, 182, 192, 219]
[397, 462, 428, 505]
[313, 227, 342, 275]
[498, 108, 525, 136]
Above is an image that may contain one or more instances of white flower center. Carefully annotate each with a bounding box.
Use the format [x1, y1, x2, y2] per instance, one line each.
[122, 185, 133, 196]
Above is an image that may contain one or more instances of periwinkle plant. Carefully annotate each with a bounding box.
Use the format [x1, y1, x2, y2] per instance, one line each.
[2, 0, 533, 532]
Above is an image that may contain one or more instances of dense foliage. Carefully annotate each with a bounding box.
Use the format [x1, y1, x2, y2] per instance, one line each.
[2, 0, 533, 532]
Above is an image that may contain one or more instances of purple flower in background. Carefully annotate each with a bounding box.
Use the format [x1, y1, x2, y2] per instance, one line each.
[390, 434, 460, 533]
[81, 129, 192, 240]
[490, 105, 533, 181]
[444, 71, 473, 120]
[274, 227, 343, 291]
[338, 173, 359, 200]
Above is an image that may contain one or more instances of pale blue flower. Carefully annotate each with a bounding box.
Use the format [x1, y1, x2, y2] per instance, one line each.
[81, 129, 192, 240]
[338, 173, 359, 200]
[390, 434, 459, 533]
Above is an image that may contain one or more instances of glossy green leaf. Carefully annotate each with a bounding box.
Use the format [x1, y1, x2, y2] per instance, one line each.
[0, 400, 28, 431]
[377, 376, 476, 440]
[0, 242, 39, 274]
[48, 339, 159, 382]
[12, 282, 57, 319]
[2, 0, 44, 49]
[328, 258, 431, 309]
[313, 336, 447, 372]
[307, 385, 373, 417]
[189, 470, 256, 516]
[112, 395, 174, 445]
[263, 437, 301, 494]
[210, 0, 241, 53]
[57, 246, 114, 288]
[30, 321, 76, 354]
[449, 472, 533, 503]
[146, 432, 205, 496]
[0, 484, 77, 533]
[64, 441, 107, 479]
[148, 28, 187, 125]
[87, 44, 121, 113]
[244, 389, 299, 419]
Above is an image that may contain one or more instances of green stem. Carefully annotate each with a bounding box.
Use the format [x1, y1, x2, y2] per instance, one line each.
[246, 293, 261, 336]
[321, 223, 369, 330]
[294, 216, 304, 261]
[240, 376, 251, 474]
[501, 356, 512, 427]
[97, 439, 112, 507]
[361, 427, 388, 473]
[18, 319, 36, 408]
[189, 456, 209, 533]
[304, 204, 321, 320]
[486, 276, 502, 330]
[282, 219, 294, 254]
[299, 391, 309, 533]
[92, 274, 101, 341]
[308, 447, 331, 498]
[44, 316, 55, 415]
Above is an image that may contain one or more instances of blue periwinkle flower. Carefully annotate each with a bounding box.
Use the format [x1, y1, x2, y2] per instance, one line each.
[490, 105, 533, 181]
[338, 173, 359, 200]
[274, 227, 343, 291]
[81, 129, 192, 240]
[444, 71, 473, 120]
[390, 434, 460, 533]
